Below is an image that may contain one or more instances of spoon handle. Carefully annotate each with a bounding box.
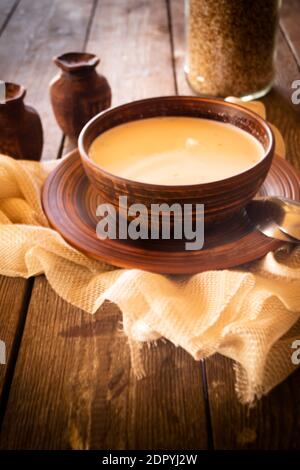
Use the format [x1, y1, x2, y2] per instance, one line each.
[272, 197, 300, 240]
[265, 196, 300, 212]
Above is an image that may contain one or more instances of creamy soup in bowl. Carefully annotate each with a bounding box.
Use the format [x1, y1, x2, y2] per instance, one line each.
[88, 116, 265, 185]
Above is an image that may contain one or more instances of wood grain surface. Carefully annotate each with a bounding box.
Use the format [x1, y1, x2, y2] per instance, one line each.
[0, 278, 208, 450]
[0, 0, 300, 450]
[171, 0, 300, 450]
[0, 277, 30, 414]
[0, 0, 19, 36]
[281, 0, 300, 67]
[0, 0, 208, 450]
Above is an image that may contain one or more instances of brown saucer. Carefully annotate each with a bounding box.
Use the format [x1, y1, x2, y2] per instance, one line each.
[42, 150, 300, 274]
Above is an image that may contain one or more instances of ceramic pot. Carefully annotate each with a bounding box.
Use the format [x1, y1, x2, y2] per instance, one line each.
[0, 82, 43, 160]
[49, 52, 112, 140]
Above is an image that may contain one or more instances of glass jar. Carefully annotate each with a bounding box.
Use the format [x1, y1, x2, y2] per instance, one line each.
[185, 0, 280, 100]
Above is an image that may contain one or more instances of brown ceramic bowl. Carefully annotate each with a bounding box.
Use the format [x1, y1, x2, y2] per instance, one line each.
[78, 96, 274, 227]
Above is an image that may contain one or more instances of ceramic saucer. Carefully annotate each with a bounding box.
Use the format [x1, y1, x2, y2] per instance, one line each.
[42, 150, 300, 274]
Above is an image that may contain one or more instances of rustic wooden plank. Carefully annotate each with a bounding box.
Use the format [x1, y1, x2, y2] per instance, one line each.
[280, 0, 300, 67]
[261, 31, 300, 171]
[0, 0, 17, 21]
[0, 3, 34, 418]
[0, 0, 209, 450]
[88, 0, 175, 105]
[204, 355, 300, 449]
[0, 279, 207, 450]
[0, 0, 95, 160]
[169, 0, 191, 96]
[0, 277, 30, 406]
[170, 0, 300, 449]
[0, 0, 19, 36]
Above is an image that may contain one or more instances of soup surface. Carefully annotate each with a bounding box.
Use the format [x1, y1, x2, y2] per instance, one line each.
[89, 117, 265, 185]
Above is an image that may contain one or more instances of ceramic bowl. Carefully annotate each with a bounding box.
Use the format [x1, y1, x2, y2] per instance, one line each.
[78, 96, 274, 227]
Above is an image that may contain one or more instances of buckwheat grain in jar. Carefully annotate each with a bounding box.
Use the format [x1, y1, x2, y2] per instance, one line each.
[185, 0, 280, 100]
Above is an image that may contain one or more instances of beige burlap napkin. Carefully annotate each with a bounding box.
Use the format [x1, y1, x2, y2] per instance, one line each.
[0, 100, 300, 404]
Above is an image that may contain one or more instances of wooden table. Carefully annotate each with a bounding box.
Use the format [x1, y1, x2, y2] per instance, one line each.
[0, 0, 300, 450]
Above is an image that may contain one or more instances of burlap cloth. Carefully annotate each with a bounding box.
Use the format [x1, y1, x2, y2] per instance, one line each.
[0, 99, 299, 404]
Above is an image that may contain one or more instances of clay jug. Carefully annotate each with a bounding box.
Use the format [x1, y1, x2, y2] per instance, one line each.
[50, 52, 112, 140]
[0, 82, 43, 160]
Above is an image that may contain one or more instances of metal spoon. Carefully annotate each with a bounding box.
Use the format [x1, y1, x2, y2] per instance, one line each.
[246, 197, 300, 243]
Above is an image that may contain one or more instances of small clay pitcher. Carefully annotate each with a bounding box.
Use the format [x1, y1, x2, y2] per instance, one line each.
[0, 82, 43, 160]
[50, 52, 112, 140]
